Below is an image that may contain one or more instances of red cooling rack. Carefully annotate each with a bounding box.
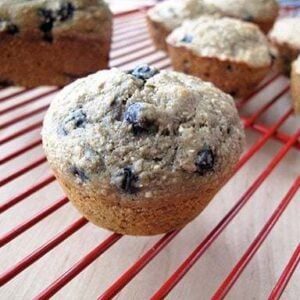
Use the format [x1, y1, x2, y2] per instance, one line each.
[0, 7, 300, 300]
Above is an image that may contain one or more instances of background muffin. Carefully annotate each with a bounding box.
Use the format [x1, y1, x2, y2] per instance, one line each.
[167, 16, 274, 98]
[0, 0, 112, 87]
[146, 0, 214, 51]
[291, 55, 300, 114]
[147, 0, 278, 52]
[42, 65, 245, 235]
[269, 16, 300, 75]
[202, 0, 279, 33]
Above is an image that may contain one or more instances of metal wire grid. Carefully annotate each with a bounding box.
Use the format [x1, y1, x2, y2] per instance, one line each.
[0, 8, 299, 300]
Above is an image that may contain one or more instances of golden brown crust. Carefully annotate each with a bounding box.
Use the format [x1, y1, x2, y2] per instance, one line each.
[167, 43, 270, 98]
[146, 16, 171, 52]
[251, 17, 276, 34]
[271, 41, 300, 76]
[55, 169, 232, 235]
[0, 36, 111, 87]
[291, 62, 300, 114]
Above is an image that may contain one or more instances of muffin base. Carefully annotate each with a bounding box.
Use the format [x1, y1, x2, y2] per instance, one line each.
[0, 36, 111, 87]
[253, 18, 276, 34]
[291, 64, 300, 114]
[146, 16, 171, 52]
[55, 170, 232, 236]
[167, 44, 270, 98]
[271, 41, 300, 76]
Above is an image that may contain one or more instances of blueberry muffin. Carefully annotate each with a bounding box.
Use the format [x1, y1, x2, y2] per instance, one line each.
[167, 16, 274, 98]
[146, 0, 215, 51]
[147, 0, 278, 52]
[269, 17, 300, 75]
[0, 0, 112, 87]
[42, 65, 245, 235]
[203, 0, 279, 33]
[291, 56, 300, 114]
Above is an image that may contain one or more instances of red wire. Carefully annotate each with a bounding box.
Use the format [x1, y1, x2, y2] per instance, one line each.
[212, 177, 300, 299]
[268, 243, 300, 300]
[0, 175, 55, 213]
[0, 88, 58, 115]
[34, 233, 122, 300]
[0, 197, 68, 247]
[0, 218, 88, 286]
[98, 231, 180, 300]
[0, 120, 43, 144]
[0, 138, 42, 164]
[0, 156, 47, 187]
[0, 88, 34, 104]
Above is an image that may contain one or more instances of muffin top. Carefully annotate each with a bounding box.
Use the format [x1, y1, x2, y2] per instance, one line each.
[167, 16, 273, 68]
[269, 17, 300, 50]
[0, 0, 111, 40]
[147, 0, 215, 31]
[203, 0, 278, 21]
[42, 65, 245, 200]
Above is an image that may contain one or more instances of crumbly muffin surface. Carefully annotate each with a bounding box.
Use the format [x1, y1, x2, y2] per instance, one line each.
[269, 17, 300, 50]
[42, 66, 245, 200]
[0, 0, 111, 40]
[203, 0, 278, 21]
[147, 0, 215, 31]
[167, 16, 273, 67]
